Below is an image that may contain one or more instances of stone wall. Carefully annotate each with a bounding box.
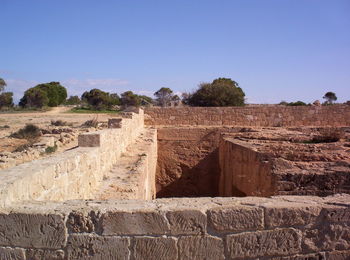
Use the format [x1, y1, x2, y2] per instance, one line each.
[0, 109, 157, 207]
[145, 105, 350, 126]
[0, 194, 349, 259]
[219, 137, 275, 197]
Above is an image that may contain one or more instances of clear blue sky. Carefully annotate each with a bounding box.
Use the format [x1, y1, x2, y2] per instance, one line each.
[1, 0, 349, 104]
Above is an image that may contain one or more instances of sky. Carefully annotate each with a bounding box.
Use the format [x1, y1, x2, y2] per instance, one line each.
[1, 0, 350, 104]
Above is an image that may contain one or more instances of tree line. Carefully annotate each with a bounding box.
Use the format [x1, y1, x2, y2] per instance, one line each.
[0, 77, 343, 110]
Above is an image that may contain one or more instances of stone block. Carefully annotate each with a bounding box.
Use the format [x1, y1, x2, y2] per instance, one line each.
[67, 234, 129, 260]
[26, 249, 64, 260]
[0, 247, 25, 260]
[178, 236, 224, 260]
[303, 222, 350, 252]
[327, 250, 350, 260]
[101, 211, 169, 235]
[166, 210, 206, 235]
[67, 211, 99, 233]
[0, 213, 66, 249]
[133, 237, 177, 260]
[271, 252, 325, 260]
[78, 133, 100, 147]
[226, 228, 302, 258]
[263, 202, 322, 228]
[208, 206, 263, 232]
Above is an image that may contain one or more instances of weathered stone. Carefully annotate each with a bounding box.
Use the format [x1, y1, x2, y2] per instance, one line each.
[133, 237, 177, 260]
[78, 133, 101, 147]
[101, 211, 169, 235]
[208, 206, 263, 232]
[67, 234, 129, 260]
[0, 213, 66, 249]
[263, 202, 322, 228]
[26, 249, 64, 260]
[67, 211, 98, 233]
[178, 236, 224, 260]
[108, 118, 122, 128]
[0, 247, 25, 260]
[303, 222, 350, 252]
[166, 210, 206, 235]
[226, 228, 302, 258]
[326, 250, 350, 260]
[271, 252, 325, 260]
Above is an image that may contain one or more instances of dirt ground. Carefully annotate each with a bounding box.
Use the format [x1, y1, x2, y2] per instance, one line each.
[0, 107, 121, 169]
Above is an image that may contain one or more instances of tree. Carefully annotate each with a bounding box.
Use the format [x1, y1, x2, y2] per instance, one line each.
[138, 95, 154, 106]
[19, 88, 49, 108]
[0, 92, 14, 108]
[65, 95, 81, 105]
[19, 82, 67, 108]
[0, 78, 6, 92]
[110, 93, 121, 106]
[323, 92, 337, 104]
[154, 87, 173, 107]
[81, 89, 115, 110]
[120, 91, 141, 107]
[187, 78, 245, 107]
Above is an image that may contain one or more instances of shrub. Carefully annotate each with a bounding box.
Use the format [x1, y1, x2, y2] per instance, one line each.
[45, 144, 58, 154]
[51, 120, 69, 126]
[81, 89, 119, 110]
[65, 95, 81, 105]
[82, 117, 98, 128]
[10, 124, 41, 140]
[187, 78, 245, 107]
[0, 92, 14, 108]
[120, 91, 141, 107]
[286, 101, 307, 106]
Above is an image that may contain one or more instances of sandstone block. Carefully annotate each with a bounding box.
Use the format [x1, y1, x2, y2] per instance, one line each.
[78, 133, 100, 147]
[67, 234, 129, 260]
[0, 247, 25, 260]
[303, 222, 350, 252]
[166, 210, 206, 235]
[108, 118, 123, 128]
[263, 202, 322, 228]
[226, 228, 302, 258]
[208, 206, 263, 232]
[178, 236, 224, 260]
[101, 211, 169, 235]
[67, 211, 99, 233]
[133, 237, 177, 260]
[327, 250, 350, 260]
[26, 249, 64, 260]
[0, 213, 66, 249]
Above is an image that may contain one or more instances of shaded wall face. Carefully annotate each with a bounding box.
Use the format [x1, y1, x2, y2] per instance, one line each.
[156, 128, 224, 197]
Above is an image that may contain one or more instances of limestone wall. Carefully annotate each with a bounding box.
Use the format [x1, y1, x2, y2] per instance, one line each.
[0, 109, 154, 207]
[0, 194, 349, 259]
[219, 137, 275, 197]
[145, 105, 350, 126]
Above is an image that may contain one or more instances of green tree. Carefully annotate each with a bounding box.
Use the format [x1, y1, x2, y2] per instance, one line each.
[0, 92, 14, 108]
[81, 89, 115, 110]
[154, 87, 173, 107]
[323, 92, 337, 104]
[120, 91, 141, 107]
[65, 95, 81, 105]
[36, 82, 67, 106]
[0, 78, 6, 92]
[188, 78, 245, 107]
[19, 88, 49, 108]
[139, 95, 154, 106]
[110, 93, 121, 106]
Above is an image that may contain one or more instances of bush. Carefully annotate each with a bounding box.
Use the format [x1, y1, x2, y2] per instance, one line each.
[187, 78, 245, 107]
[20, 82, 67, 108]
[120, 91, 141, 107]
[0, 92, 14, 109]
[45, 144, 58, 154]
[65, 95, 81, 105]
[286, 101, 307, 106]
[10, 124, 41, 140]
[81, 89, 119, 110]
[82, 117, 98, 128]
[51, 120, 70, 126]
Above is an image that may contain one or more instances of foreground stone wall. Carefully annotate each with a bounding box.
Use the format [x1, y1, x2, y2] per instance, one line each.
[0, 194, 349, 259]
[0, 110, 155, 207]
[145, 105, 350, 126]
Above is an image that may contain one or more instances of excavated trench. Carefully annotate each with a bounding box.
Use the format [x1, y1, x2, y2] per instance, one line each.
[155, 126, 350, 198]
